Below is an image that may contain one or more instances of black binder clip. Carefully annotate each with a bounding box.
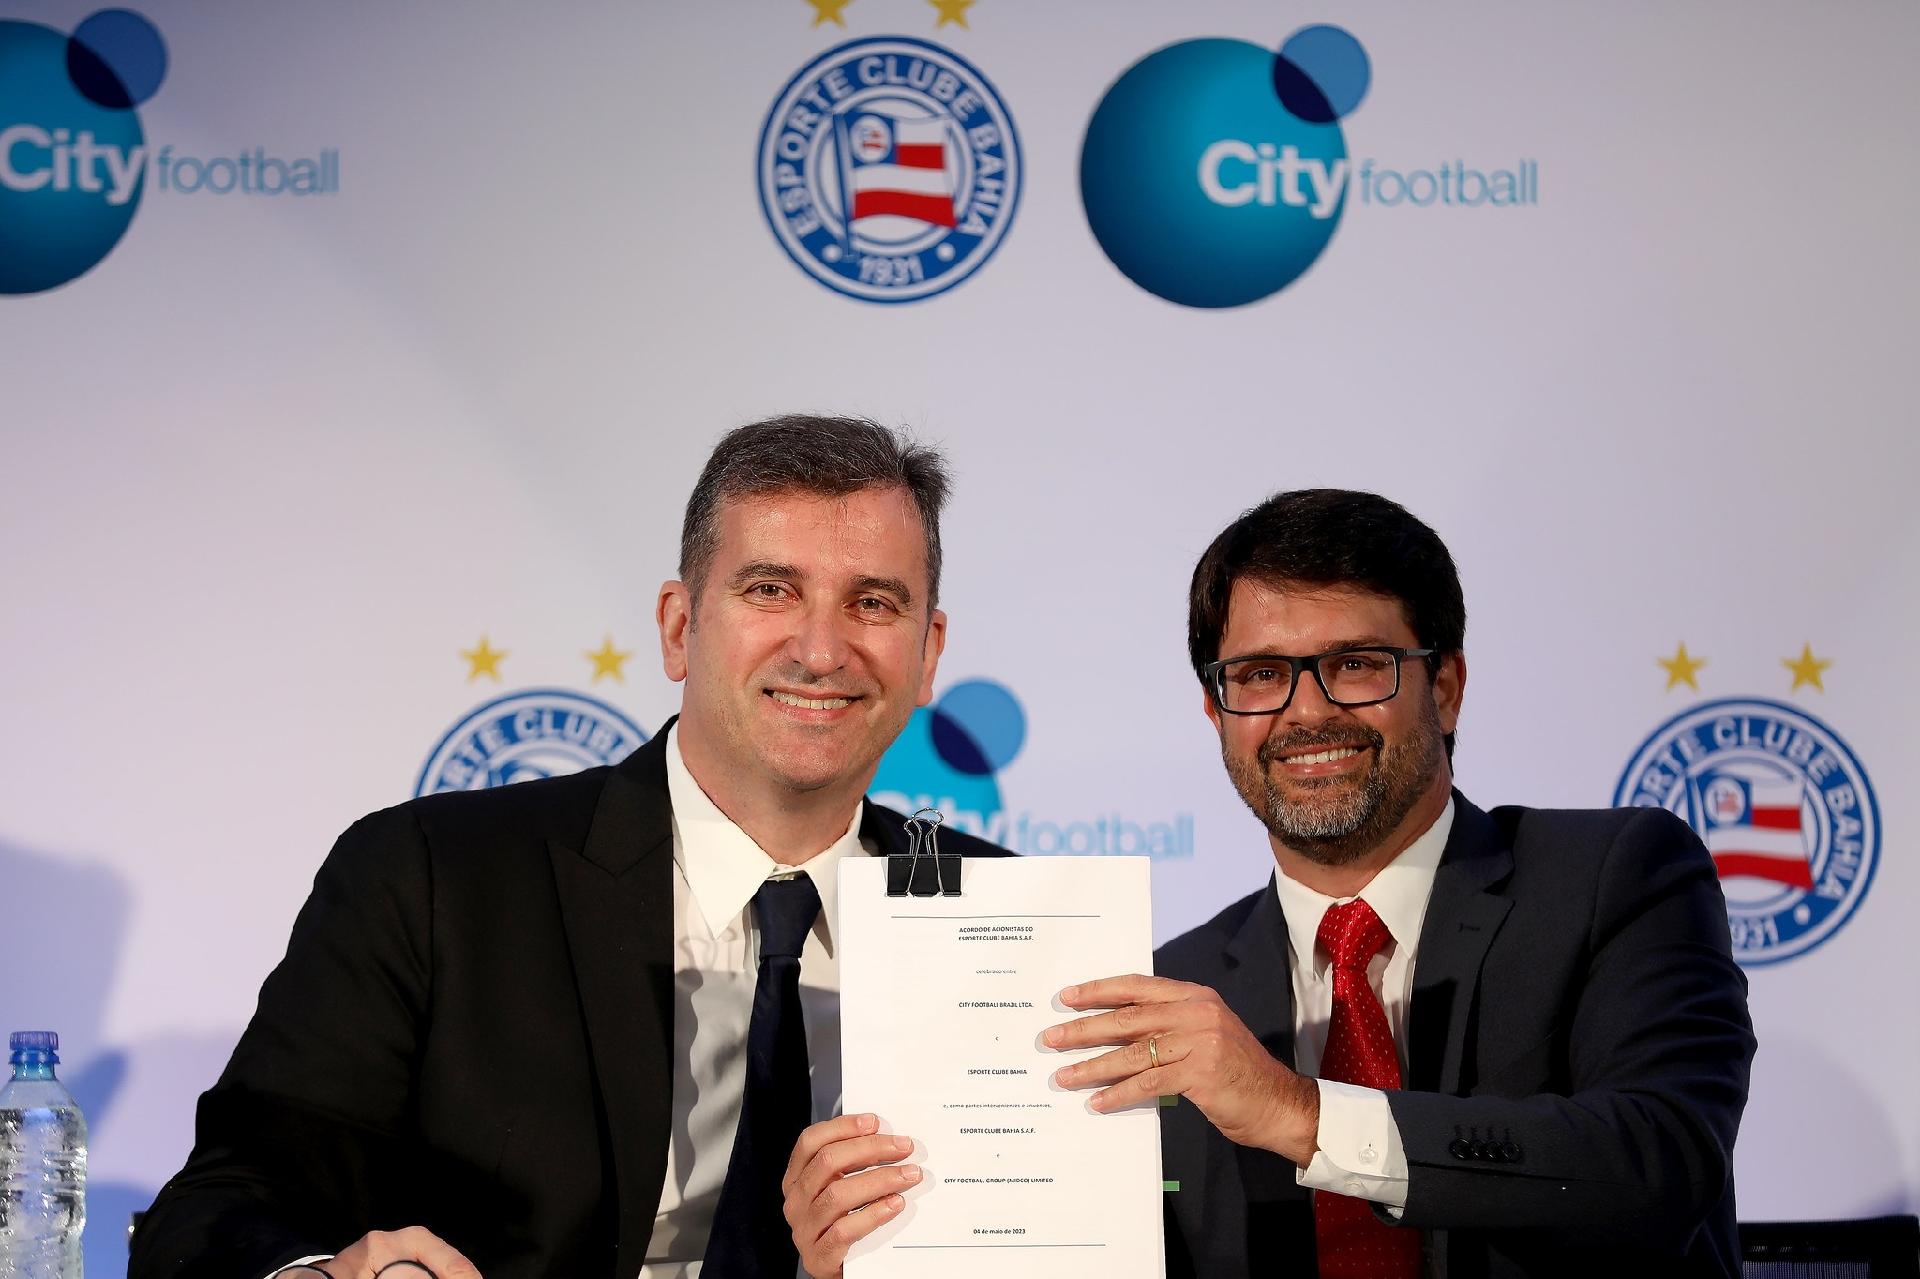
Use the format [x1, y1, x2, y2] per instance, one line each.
[887, 807, 961, 897]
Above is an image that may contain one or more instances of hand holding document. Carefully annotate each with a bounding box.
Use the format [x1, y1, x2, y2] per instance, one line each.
[835, 855, 1164, 1279]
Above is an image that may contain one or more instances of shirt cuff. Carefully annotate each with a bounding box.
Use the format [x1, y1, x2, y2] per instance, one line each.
[265, 1256, 334, 1277]
[1296, 1078, 1410, 1213]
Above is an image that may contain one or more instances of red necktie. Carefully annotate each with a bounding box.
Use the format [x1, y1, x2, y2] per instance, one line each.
[1312, 898, 1420, 1279]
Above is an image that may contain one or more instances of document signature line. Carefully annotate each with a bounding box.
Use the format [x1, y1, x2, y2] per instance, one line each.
[889, 913, 1104, 919]
[892, 1243, 1108, 1249]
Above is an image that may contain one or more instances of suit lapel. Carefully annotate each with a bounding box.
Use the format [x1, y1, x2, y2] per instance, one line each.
[549, 727, 676, 1278]
[1192, 882, 1300, 1274]
[857, 803, 912, 856]
[1407, 794, 1514, 1094]
[1221, 881, 1298, 1068]
[550, 731, 910, 1273]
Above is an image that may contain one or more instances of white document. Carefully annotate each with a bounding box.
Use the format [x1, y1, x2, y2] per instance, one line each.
[838, 855, 1164, 1278]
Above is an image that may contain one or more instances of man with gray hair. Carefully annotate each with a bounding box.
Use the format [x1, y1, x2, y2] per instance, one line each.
[133, 415, 1009, 1279]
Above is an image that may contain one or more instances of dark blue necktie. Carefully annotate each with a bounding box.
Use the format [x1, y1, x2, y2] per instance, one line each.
[703, 874, 822, 1277]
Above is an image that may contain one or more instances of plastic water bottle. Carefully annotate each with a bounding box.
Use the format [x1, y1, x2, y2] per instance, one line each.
[0, 1032, 87, 1279]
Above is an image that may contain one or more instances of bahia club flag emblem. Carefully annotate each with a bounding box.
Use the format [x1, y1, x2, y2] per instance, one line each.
[1691, 770, 1812, 889]
[1615, 697, 1879, 966]
[756, 36, 1022, 303]
[838, 108, 956, 227]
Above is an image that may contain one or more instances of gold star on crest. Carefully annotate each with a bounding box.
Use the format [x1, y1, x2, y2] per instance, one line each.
[928, 0, 974, 28]
[805, 0, 852, 27]
[585, 636, 632, 684]
[1783, 643, 1832, 692]
[1657, 642, 1707, 692]
[460, 635, 508, 683]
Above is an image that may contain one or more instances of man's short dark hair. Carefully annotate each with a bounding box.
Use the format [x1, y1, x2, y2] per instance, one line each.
[679, 414, 952, 607]
[1188, 489, 1466, 748]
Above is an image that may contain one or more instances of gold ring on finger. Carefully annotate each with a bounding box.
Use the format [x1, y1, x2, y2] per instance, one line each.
[1147, 1035, 1160, 1068]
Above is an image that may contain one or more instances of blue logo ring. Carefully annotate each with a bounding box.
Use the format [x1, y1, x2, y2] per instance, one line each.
[756, 36, 1022, 303]
[417, 688, 649, 796]
[1615, 697, 1880, 966]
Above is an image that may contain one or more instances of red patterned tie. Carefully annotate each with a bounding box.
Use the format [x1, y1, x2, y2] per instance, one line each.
[1312, 898, 1421, 1278]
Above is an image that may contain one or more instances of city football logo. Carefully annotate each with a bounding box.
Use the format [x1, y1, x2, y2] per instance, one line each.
[870, 678, 1027, 827]
[1, 8, 340, 296]
[1615, 698, 1879, 965]
[871, 678, 1193, 857]
[417, 689, 649, 796]
[1080, 26, 1367, 309]
[1080, 23, 1539, 309]
[756, 36, 1021, 303]
[0, 10, 167, 294]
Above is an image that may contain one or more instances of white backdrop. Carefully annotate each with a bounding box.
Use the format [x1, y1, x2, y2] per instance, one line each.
[2, 2, 1915, 1274]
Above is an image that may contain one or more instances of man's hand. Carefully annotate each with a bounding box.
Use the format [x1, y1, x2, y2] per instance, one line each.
[1046, 974, 1321, 1166]
[314, 1227, 481, 1278]
[783, 1112, 921, 1279]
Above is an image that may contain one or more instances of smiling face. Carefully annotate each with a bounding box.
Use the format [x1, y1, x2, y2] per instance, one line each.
[1206, 578, 1463, 874]
[659, 485, 945, 814]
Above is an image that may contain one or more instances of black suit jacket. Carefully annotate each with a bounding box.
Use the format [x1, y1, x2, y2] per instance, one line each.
[1156, 795, 1754, 1279]
[131, 725, 1010, 1279]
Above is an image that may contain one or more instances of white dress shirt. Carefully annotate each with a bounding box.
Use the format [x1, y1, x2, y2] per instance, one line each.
[1274, 800, 1453, 1209]
[641, 725, 864, 1277]
[269, 725, 861, 1279]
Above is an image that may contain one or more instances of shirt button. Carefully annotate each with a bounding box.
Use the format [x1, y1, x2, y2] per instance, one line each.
[1344, 1181, 1364, 1195]
[1358, 1146, 1379, 1165]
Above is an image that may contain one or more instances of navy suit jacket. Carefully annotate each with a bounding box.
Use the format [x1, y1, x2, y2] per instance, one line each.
[130, 724, 1011, 1279]
[1156, 795, 1754, 1278]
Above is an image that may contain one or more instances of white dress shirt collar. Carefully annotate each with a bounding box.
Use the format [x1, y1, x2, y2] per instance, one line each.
[663, 722, 865, 954]
[1272, 796, 1455, 978]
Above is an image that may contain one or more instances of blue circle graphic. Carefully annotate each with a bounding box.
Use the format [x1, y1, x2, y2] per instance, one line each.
[869, 699, 1004, 820]
[1080, 37, 1350, 308]
[69, 9, 167, 109]
[931, 678, 1026, 775]
[1275, 25, 1370, 124]
[0, 18, 149, 294]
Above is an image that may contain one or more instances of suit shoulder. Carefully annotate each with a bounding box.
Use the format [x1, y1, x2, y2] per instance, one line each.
[1154, 885, 1267, 979]
[1487, 802, 1710, 877]
[345, 765, 614, 861]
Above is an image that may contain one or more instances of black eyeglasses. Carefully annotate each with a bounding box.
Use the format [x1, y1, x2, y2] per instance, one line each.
[1203, 647, 1435, 716]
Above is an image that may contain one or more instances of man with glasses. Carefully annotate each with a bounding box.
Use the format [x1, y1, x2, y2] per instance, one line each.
[1045, 489, 1755, 1277]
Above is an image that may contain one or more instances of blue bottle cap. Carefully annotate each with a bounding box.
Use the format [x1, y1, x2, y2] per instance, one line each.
[9, 1031, 59, 1052]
